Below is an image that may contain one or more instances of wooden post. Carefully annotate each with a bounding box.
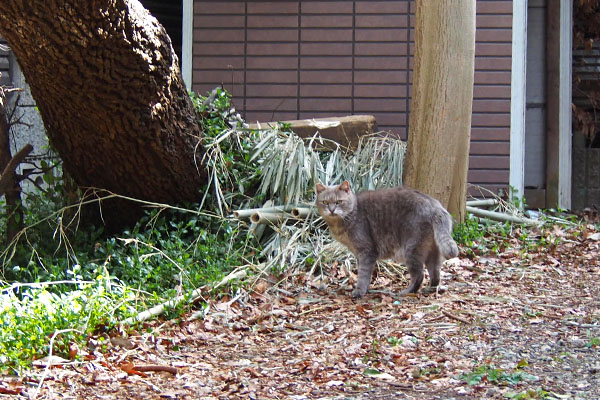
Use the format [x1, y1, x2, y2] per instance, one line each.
[510, 1, 527, 204]
[546, 0, 572, 209]
[182, 0, 193, 89]
[403, 1, 476, 222]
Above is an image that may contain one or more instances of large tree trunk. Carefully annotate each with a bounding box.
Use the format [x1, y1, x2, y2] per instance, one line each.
[0, 0, 205, 226]
[403, 1, 475, 222]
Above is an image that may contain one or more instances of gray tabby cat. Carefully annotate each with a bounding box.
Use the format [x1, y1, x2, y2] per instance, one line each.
[315, 181, 458, 298]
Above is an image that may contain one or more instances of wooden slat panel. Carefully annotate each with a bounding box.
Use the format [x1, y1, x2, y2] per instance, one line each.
[0, 36, 10, 87]
[192, 0, 513, 192]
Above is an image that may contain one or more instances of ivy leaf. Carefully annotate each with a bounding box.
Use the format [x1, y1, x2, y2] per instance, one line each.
[363, 368, 381, 376]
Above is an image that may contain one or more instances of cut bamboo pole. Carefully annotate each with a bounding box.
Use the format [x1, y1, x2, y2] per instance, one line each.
[291, 207, 313, 218]
[248, 200, 272, 240]
[233, 205, 294, 219]
[120, 267, 248, 326]
[465, 206, 539, 226]
[236, 204, 316, 225]
[465, 199, 499, 207]
[250, 211, 285, 225]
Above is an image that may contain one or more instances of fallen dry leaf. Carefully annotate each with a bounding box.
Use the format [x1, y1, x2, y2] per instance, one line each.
[10, 223, 600, 399]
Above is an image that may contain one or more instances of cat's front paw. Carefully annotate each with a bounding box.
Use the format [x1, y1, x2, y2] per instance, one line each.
[351, 286, 367, 299]
[421, 285, 447, 294]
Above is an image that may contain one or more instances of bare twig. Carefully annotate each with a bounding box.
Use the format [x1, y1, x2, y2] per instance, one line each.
[134, 364, 179, 375]
[120, 266, 248, 326]
[442, 309, 471, 324]
[31, 328, 82, 400]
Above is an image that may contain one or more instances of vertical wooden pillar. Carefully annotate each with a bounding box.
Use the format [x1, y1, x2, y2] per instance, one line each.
[546, 0, 572, 209]
[510, 1, 527, 204]
[182, 0, 193, 89]
[403, 0, 476, 222]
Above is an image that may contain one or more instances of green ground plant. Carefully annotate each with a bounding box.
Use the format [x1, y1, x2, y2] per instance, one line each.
[459, 362, 538, 386]
[452, 213, 516, 257]
[504, 388, 551, 399]
[452, 201, 587, 259]
[0, 276, 136, 374]
[0, 88, 262, 372]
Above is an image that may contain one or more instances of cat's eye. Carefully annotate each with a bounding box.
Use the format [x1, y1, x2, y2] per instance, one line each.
[321, 200, 329, 205]
[335, 200, 342, 205]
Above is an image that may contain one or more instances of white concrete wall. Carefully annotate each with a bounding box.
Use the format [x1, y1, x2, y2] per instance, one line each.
[6, 53, 58, 195]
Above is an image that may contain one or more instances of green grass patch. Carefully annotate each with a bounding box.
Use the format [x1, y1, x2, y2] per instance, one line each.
[459, 362, 538, 386]
[0, 276, 136, 374]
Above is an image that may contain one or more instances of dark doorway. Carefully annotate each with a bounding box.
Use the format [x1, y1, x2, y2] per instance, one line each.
[141, 0, 183, 62]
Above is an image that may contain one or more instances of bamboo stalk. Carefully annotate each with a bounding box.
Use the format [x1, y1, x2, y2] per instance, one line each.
[233, 205, 294, 219]
[249, 200, 272, 241]
[250, 211, 285, 224]
[120, 267, 248, 326]
[291, 207, 313, 218]
[465, 199, 499, 207]
[465, 206, 539, 226]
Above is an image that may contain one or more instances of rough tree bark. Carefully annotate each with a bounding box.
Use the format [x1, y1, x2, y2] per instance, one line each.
[403, 1, 475, 222]
[0, 0, 205, 226]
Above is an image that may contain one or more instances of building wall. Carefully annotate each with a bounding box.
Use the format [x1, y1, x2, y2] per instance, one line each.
[471, 1, 512, 194]
[1, 36, 48, 159]
[0, 36, 54, 195]
[192, 0, 513, 194]
[0, 37, 11, 87]
[7, 52, 49, 161]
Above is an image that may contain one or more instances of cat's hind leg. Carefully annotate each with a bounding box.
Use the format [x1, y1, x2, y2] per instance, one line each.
[422, 246, 442, 293]
[426, 246, 442, 287]
[399, 244, 426, 295]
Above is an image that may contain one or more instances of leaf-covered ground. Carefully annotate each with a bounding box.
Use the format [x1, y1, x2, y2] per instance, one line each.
[2, 222, 599, 399]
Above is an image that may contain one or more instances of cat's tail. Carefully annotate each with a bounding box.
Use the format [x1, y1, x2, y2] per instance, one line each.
[432, 209, 459, 259]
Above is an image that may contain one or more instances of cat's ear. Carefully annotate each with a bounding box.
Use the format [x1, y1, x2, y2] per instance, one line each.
[315, 183, 327, 194]
[338, 181, 351, 193]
